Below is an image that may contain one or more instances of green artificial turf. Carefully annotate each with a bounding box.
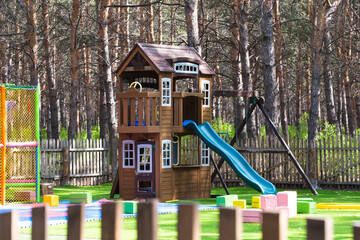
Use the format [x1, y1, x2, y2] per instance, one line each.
[18, 185, 360, 239]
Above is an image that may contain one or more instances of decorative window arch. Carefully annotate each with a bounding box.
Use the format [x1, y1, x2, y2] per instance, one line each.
[174, 62, 199, 74]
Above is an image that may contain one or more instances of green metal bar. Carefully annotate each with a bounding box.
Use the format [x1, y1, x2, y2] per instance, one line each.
[35, 85, 40, 202]
[5, 183, 36, 188]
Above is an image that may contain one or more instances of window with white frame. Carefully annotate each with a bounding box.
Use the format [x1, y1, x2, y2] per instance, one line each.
[161, 78, 171, 106]
[162, 140, 172, 168]
[137, 144, 152, 173]
[122, 140, 135, 168]
[174, 62, 198, 74]
[201, 141, 210, 166]
[201, 80, 210, 107]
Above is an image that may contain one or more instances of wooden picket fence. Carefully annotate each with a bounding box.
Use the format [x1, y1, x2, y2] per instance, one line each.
[1, 200, 359, 240]
[40, 139, 112, 187]
[212, 134, 360, 190]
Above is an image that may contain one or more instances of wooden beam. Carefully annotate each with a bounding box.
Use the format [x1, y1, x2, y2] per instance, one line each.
[262, 210, 288, 240]
[212, 90, 259, 98]
[219, 208, 242, 240]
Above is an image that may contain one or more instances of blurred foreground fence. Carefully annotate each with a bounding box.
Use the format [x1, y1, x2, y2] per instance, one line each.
[40, 139, 112, 186]
[212, 134, 360, 190]
[0, 200, 354, 240]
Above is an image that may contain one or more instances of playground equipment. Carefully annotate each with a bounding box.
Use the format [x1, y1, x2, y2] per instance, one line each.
[112, 43, 215, 201]
[0, 84, 40, 204]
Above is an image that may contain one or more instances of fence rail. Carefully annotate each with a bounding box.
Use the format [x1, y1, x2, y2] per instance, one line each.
[0, 201, 356, 240]
[212, 134, 360, 190]
[40, 139, 111, 187]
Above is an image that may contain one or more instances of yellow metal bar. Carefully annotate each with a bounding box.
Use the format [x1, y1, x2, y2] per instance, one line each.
[1, 85, 6, 205]
[317, 203, 360, 210]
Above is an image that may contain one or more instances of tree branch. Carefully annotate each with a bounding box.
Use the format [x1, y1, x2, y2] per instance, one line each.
[105, 0, 184, 8]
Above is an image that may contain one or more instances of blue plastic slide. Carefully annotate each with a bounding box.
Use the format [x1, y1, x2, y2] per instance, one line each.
[183, 120, 277, 195]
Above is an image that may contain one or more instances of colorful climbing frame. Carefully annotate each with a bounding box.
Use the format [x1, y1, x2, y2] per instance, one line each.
[0, 84, 40, 204]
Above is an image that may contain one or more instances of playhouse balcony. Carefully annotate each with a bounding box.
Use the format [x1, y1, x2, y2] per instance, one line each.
[117, 88, 160, 133]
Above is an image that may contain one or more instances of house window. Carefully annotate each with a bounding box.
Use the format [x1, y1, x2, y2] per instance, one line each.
[123, 140, 135, 168]
[201, 141, 210, 166]
[201, 80, 210, 107]
[162, 140, 171, 168]
[174, 62, 199, 74]
[161, 78, 171, 106]
[137, 144, 152, 173]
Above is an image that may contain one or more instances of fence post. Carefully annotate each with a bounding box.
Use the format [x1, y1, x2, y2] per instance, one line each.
[62, 146, 69, 185]
[101, 201, 123, 240]
[32, 205, 48, 240]
[0, 210, 18, 240]
[68, 204, 85, 240]
[262, 210, 288, 240]
[111, 137, 119, 181]
[178, 203, 200, 240]
[137, 199, 158, 240]
[307, 217, 333, 240]
[219, 208, 242, 240]
[353, 221, 360, 240]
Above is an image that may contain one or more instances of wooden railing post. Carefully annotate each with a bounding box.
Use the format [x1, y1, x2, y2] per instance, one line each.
[219, 208, 242, 240]
[138, 199, 158, 240]
[32, 205, 48, 240]
[102, 201, 123, 240]
[178, 203, 200, 240]
[62, 146, 70, 186]
[307, 217, 333, 240]
[353, 221, 360, 240]
[68, 204, 85, 240]
[0, 210, 18, 240]
[262, 210, 288, 240]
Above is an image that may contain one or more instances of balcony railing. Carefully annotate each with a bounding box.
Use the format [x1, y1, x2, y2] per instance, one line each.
[117, 88, 160, 133]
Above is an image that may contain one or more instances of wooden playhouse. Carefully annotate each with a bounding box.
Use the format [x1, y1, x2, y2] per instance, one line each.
[115, 43, 215, 201]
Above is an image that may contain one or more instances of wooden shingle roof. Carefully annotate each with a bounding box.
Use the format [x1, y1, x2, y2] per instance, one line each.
[115, 43, 215, 75]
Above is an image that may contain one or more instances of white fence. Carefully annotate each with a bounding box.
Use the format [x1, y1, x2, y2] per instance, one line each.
[40, 139, 112, 186]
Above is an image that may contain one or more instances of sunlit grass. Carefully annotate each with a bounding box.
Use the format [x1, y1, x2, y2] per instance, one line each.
[18, 185, 360, 239]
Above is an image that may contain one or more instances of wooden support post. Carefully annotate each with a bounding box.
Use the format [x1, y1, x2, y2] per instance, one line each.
[219, 208, 242, 240]
[307, 217, 333, 240]
[262, 210, 288, 240]
[257, 102, 318, 195]
[178, 203, 200, 240]
[32, 205, 48, 240]
[102, 201, 123, 240]
[0, 210, 18, 240]
[211, 101, 257, 182]
[62, 147, 70, 186]
[210, 155, 229, 195]
[353, 221, 360, 240]
[137, 199, 158, 240]
[67, 204, 85, 240]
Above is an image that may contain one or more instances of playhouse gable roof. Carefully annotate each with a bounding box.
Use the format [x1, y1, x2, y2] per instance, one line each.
[116, 43, 215, 76]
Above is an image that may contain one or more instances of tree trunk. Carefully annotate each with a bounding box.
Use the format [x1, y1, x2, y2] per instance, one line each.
[307, 0, 325, 186]
[139, 0, 146, 42]
[119, 0, 129, 60]
[295, 42, 303, 131]
[157, 2, 162, 44]
[25, 0, 39, 86]
[96, 0, 108, 139]
[68, 0, 81, 139]
[261, 0, 279, 135]
[239, 0, 256, 138]
[323, 0, 341, 131]
[84, 47, 92, 139]
[42, 0, 59, 139]
[147, 0, 155, 43]
[0, 40, 8, 84]
[273, 0, 287, 137]
[185, 0, 201, 55]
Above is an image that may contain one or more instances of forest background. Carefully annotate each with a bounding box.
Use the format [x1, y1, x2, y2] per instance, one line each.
[0, 0, 359, 183]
